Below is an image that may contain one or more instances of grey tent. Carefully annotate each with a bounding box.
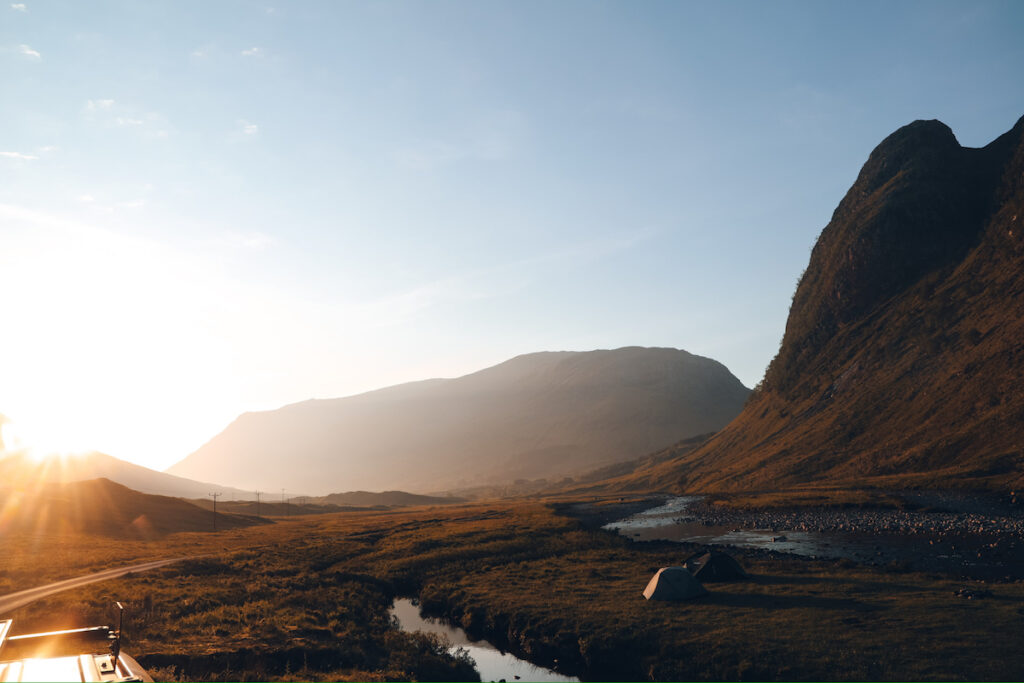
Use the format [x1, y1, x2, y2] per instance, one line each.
[684, 549, 749, 582]
[642, 566, 708, 600]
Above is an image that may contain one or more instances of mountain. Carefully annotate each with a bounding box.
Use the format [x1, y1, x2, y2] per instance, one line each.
[167, 347, 750, 494]
[0, 478, 265, 537]
[0, 450, 256, 500]
[561, 433, 714, 495]
[312, 491, 466, 507]
[188, 490, 464, 515]
[652, 115, 1024, 493]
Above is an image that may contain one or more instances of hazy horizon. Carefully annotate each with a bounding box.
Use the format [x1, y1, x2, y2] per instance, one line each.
[2, 0, 1023, 470]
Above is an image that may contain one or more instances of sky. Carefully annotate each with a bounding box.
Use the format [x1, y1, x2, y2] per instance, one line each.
[2, 0, 1023, 471]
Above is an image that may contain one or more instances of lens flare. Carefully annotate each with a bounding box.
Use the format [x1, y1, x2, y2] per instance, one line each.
[0, 418, 91, 462]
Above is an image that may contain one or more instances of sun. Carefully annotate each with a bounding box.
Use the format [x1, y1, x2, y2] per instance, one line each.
[0, 417, 92, 462]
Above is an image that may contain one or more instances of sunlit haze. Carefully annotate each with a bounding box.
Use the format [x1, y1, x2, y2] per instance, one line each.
[2, 1, 1022, 471]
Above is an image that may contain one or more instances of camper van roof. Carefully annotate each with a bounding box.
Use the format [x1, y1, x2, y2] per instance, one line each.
[0, 618, 151, 682]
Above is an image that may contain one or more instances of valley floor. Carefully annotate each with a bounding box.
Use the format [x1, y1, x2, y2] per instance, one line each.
[2, 496, 1023, 681]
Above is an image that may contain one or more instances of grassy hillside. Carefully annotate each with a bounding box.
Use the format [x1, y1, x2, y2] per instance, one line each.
[0, 450, 254, 499]
[652, 116, 1024, 493]
[0, 478, 266, 538]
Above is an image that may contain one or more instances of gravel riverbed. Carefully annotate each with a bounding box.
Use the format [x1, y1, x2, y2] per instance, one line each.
[604, 491, 1024, 581]
[685, 496, 1024, 537]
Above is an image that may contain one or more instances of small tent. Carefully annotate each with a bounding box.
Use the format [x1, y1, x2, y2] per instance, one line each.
[642, 566, 708, 600]
[684, 549, 749, 582]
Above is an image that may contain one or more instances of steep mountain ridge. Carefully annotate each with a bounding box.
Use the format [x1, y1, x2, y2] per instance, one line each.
[658, 115, 1024, 492]
[768, 117, 1021, 392]
[168, 347, 750, 494]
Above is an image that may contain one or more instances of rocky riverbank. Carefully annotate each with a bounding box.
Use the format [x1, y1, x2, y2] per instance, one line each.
[684, 492, 1024, 537]
[605, 491, 1024, 581]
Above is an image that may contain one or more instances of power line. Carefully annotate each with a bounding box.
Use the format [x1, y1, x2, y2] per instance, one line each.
[208, 492, 222, 531]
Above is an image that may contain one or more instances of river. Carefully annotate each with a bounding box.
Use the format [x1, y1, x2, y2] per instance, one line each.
[603, 495, 1024, 580]
[390, 598, 578, 683]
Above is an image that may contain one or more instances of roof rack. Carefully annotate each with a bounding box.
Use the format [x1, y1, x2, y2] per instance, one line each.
[0, 603, 151, 682]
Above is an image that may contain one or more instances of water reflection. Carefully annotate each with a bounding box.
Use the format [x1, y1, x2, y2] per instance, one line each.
[390, 598, 578, 683]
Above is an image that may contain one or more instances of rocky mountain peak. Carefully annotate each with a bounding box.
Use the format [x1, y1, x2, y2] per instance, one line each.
[765, 117, 1014, 394]
[659, 115, 1024, 493]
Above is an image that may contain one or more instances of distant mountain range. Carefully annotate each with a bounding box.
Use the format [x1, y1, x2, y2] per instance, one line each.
[633, 115, 1024, 492]
[167, 347, 750, 494]
[312, 490, 466, 507]
[0, 449, 472, 510]
[0, 450, 255, 499]
[189, 490, 466, 516]
[0, 478, 264, 537]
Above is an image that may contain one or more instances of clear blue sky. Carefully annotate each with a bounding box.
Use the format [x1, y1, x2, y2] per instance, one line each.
[2, 0, 1023, 470]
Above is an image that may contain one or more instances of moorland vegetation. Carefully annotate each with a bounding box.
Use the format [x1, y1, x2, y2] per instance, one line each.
[3, 501, 1023, 681]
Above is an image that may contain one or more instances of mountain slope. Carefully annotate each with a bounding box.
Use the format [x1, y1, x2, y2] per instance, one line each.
[313, 491, 466, 507]
[0, 451, 256, 499]
[658, 115, 1024, 492]
[0, 478, 264, 537]
[168, 347, 750, 494]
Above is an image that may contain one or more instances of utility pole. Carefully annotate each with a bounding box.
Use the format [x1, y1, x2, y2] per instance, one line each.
[255, 491, 261, 519]
[281, 489, 286, 517]
[208, 492, 222, 531]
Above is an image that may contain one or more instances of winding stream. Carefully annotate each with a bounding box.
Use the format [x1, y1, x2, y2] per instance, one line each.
[390, 598, 578, 683]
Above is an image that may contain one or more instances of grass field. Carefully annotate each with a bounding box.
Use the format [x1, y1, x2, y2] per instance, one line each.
[3, 500, 1023, 681]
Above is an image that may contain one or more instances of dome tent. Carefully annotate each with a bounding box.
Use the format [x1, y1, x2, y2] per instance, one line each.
[684, 549, 749, 582]
[642, 566, 708, 600]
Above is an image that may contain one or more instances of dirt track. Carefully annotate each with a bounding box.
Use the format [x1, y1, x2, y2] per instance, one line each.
[0, 557, 187, 615]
